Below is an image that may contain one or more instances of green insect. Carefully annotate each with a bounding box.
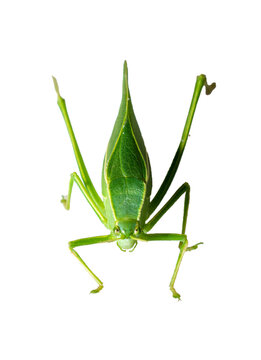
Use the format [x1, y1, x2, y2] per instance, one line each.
[53, 61, 215, 299]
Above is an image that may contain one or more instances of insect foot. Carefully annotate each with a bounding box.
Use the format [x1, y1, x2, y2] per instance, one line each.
[169, 286, 181, 300]
[61, 195, 68, 210]
[186, 242, 204, 252]
[90, 284, 104, 294]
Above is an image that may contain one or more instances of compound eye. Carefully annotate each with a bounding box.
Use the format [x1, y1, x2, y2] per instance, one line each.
[114, 226, 120, 235]
[134, 225, 140, 235]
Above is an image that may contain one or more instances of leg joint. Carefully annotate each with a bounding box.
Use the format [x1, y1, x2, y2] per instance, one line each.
[183, 182, 190, 191]
[70, 171, 78, 178]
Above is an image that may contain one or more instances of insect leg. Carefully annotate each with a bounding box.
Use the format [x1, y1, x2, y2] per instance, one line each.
[149, 75, 216, 216]
[69, 235, 114, 293]
[135, 233, 189, 299]
[62, 172, 107, 226]
[144, 182, 202, 251]
[145, 182, 190, 233]
[53, 77, 105, 216]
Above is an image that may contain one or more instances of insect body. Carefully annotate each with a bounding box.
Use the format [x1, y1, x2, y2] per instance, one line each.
[53, 62, 215, 298]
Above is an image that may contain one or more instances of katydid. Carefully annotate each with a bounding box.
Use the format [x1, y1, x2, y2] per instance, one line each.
[53, 61, 215, 299]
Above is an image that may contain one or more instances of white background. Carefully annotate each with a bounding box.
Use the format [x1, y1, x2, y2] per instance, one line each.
[1, 1, 261, 359]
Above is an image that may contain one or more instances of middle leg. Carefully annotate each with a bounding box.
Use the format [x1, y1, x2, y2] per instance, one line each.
[144, 182, 202, 251]
[145, 182, 190, 234]
[62, 172, 107, 225]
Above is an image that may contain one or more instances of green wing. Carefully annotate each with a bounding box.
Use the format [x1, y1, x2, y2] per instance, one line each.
[102, 61, 152, 229]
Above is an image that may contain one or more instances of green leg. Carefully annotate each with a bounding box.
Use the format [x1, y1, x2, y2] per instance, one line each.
[136, 233, 189, 299]
[62, 172, 107, 225]
[149, 75, 216, 216]
[69, 235, 114, 293]
[145, 182, 190, 233]
[53, 77, 105, 217]
[145, 183, 203, 251]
